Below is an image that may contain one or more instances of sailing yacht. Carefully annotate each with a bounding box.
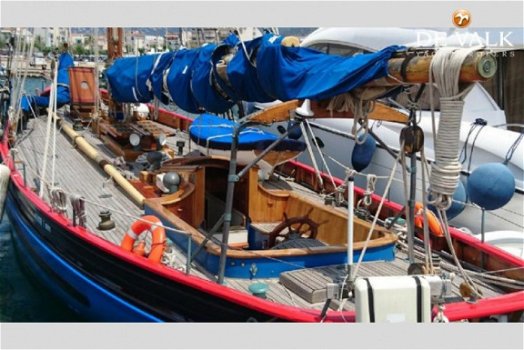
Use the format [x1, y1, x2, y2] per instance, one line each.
[1, 28, 522, 322]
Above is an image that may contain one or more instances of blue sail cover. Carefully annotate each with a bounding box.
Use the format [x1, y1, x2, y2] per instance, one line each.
[226, 35, 280, 103]
[190, 113, 306, 152]
[100, 34, 403, 115]
[165, 48, 202, 114]
[20, 52, 74, 112]
[149, 52, 176, 104]
[256, 35, 403, 101]
[211, 44, 240, 101]
[191, 44, 235, 114]
[105, 54, 161, 103]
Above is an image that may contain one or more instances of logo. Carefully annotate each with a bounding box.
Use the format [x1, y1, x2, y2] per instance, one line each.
[453, 9, 471, 28]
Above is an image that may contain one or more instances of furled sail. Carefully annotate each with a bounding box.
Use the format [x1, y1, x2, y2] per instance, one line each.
[255, 35, 402, 101]
[105, 52, 175, 103]
[104, 33, 402, 114]
[164, 48, 202, 113]
[21, 52, 74, 112]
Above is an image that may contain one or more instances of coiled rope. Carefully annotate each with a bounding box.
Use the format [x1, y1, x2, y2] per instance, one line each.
[428, 46, 480, 210]
[428, 46, 485, 298]
[50, 187, 68, 216]
[326, 91, 375, 145]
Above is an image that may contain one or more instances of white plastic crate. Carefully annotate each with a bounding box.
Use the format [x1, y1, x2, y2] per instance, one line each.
[354, 275, 431, 323]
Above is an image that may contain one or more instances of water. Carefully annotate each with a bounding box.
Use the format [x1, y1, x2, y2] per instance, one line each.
[0, 215, 81, 321]
[0, 77, 82, 321]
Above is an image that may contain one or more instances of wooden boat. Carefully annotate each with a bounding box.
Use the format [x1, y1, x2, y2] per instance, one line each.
[1, 29, 523, 323]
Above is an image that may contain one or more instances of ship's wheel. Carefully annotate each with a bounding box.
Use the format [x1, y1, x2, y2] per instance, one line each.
[268, 209, 322, 248]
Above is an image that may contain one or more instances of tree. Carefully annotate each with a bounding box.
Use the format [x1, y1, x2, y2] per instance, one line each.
[73, 44, 85, 56]
[34, 35, 45, 52]
[85, 35, 94, 52]
[42, 47, 52, 56]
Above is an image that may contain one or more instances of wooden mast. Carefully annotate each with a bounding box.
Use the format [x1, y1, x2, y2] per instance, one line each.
[106, 28, 124, 64]
[104, 28, 124, 122]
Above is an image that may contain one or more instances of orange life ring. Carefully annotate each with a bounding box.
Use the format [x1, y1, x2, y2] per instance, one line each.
[121, 215, 166, 263]
[414, 202, 444, 237]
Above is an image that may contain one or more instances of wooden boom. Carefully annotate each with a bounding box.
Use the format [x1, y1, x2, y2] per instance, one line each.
[384, 51, 497, 85]
[246, 99, 408, 125]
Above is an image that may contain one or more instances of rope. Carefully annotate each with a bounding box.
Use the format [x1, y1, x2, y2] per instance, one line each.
[428, 99, 464, 209]
[326, 92, 375, 145]
[437, 208, 483, 299]
[322, 152, 402, 182]
[358, 174, 377, 208]
[234, 27, 252, 67]
[51, 114, 58, 189]
[9, 29, 35, 133]
[350, 149, 402, 281]
[323, 146, 523, 229]
[71, 194, 87, 228]
[428, 46, 480, 210]
[38, 61, 58, 197]
[399, 140, 412, 244]
[50, 187, 68, 216]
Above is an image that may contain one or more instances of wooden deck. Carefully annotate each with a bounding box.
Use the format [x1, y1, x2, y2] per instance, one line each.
[279, 248, 505, 308]
[15, 117, 142, 245]
[11, 113, 510, 314]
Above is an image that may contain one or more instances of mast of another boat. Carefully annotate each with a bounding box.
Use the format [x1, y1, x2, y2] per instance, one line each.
[92, 28, 100, 121]
[105, 28, 124, 121]
[106, 28, 124, 64]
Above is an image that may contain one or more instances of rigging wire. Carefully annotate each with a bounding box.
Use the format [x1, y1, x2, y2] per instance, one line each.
[459, 119, 486, 172]
[504, 131, 524, 165]
[305, 118, 337, 191]
[38, 60, 58, 197]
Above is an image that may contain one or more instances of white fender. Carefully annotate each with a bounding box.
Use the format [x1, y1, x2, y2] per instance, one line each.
[0, 164, 11, 219]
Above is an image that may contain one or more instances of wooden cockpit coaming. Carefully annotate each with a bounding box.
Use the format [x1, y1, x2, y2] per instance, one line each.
[135, 155, 397, 264]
